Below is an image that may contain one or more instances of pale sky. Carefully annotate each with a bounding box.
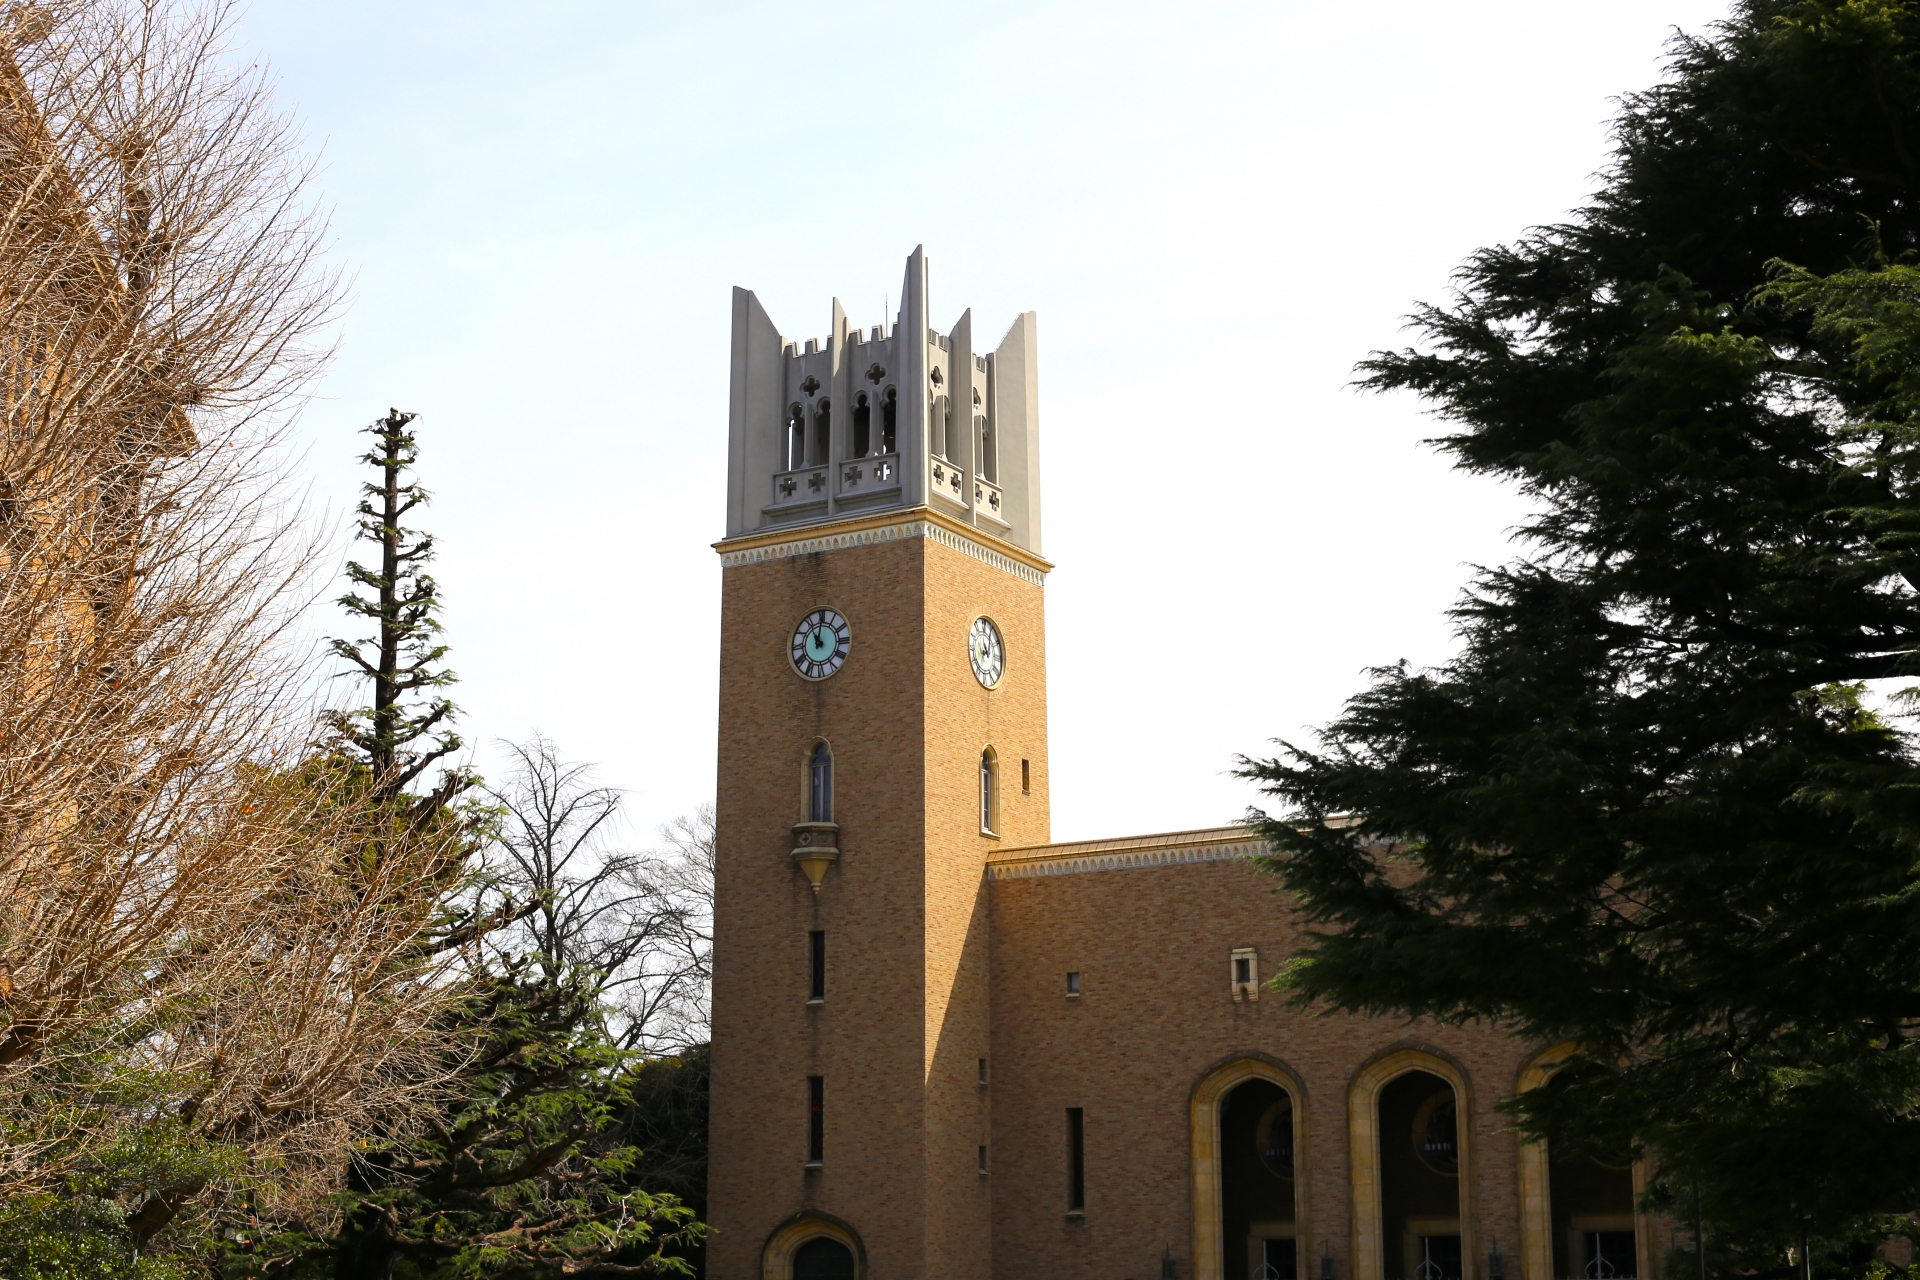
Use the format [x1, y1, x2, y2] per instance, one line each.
[231, 0, 1735, 848]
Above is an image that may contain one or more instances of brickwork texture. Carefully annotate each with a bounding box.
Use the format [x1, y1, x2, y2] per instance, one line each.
[707, 515, 1672, 1280]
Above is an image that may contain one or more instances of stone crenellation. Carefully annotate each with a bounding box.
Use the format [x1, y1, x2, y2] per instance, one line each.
[723, 247, 1041, 554]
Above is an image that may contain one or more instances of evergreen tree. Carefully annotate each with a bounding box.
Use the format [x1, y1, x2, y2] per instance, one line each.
[303, 749, 707, 1280]
[321, 970, 699, 1280]
[1240, 0, 1920, 1261]
[328, 410, 471, 824]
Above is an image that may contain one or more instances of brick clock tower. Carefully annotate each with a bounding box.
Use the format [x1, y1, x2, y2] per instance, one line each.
[708, 247, 1049, 1280]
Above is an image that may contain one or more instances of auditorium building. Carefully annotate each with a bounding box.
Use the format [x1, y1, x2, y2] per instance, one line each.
[707, 250, 1676, 1280]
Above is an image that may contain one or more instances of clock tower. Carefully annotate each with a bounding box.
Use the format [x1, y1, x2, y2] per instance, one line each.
[707, 247, 1049, 1280]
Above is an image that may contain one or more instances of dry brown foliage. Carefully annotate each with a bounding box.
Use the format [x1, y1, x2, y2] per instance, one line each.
[0, 0, 474, 1244]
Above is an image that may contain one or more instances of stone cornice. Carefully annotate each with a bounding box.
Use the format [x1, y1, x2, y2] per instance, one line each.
[713, 506, 1053, 585]
[985, 826, 1269, 880]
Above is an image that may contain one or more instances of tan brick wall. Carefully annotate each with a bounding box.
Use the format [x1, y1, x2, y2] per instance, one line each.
[708, 517, 1615, 1280]
[708, 524, 1048, 1280]
[986, 858, 1531, 1280]
[710, 537, 931, 1280]
[920, 535, 1048, 1280]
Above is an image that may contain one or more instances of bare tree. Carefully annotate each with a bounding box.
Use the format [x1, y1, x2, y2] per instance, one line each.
[0, 0, 476, 1249]
[629, 803, 714, 1051]
[480, 738, 713, 1052]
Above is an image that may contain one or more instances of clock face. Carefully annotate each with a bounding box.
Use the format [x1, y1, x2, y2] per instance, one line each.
[968, 616, 1004, 688]
[790, 609, 851, 681]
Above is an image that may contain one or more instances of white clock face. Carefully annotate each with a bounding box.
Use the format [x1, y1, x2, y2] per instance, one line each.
[790, 608, 851, 681]
[969, 615, 1004, 688]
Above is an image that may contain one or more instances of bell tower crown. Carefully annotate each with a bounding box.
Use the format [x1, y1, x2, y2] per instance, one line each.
[724, 245, 1042, 553]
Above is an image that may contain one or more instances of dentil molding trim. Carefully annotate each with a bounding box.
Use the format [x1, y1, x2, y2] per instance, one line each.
[987, 830, 1269, 881]
[715, 508, 1050, 586]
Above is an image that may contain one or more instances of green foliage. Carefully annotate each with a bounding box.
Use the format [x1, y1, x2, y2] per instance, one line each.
[611, 1047, 708, 1216]
[326, 410, 471, 818]
[307, 967, 701, 1280]
[0, 1117, 243, 1280]
[0, 1193, 194, 1280]
[1240, 0, 1920, 1262]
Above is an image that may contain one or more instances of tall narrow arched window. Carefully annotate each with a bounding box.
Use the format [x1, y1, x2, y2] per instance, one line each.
[812, 400, 831, 466]
[975, 387, 995, 482]
[787, 404, 806, 471]
[809, 742, 833, 824]
[852, 393, 871, 458]
[979, 748, 998, 834]
[930, 394, 949, 458]
[881, 387, 897, 453]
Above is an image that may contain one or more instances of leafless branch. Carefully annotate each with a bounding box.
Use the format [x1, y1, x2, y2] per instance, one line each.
[0, 0, 473, 1244]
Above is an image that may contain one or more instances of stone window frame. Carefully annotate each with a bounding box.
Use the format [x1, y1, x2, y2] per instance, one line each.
[1514, 1042, 1654, 1280]
[798, 737, 834, 823]
[1347, 1045, 1477, 1280]
[979, 745, 1000, 836]
[761, 1211, 866, 1280]
[1231, 947, 1260, 1002]
[1188, 1052, 1313, 1280]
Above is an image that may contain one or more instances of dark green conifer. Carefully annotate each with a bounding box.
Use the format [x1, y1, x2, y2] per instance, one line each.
[1241, 0, 1920, 1262]
[327, 409, 471, 824]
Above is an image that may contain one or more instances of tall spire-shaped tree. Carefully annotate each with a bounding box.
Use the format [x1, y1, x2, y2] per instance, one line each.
[328, 409, 471, 819]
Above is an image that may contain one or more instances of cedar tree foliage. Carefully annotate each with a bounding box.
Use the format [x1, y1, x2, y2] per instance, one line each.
[1239, 0, 1920, 1253]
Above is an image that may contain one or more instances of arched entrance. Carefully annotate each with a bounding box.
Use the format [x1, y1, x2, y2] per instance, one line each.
[1379, 1070, 1463, 1280]
[761, 1213, 866, 1280]
[1516, 1045, 1647, 1280]
[1348, 1048, 1476, 1280]
[794, 1237, 857, 1279]
[1222, 1077, 1299, 1279]
[1190, 1055, 1312, 1280]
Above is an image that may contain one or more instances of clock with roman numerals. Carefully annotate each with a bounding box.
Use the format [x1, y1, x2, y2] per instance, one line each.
[790, 608, 851, 681]
[969, 615, 1004, 688]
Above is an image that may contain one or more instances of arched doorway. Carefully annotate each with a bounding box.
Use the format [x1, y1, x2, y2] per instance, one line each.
[1191, 1056, 1313, 1280]
[1547, 1129, 1634, 1277]
[761, 1213, 866, 1280]
[793, 1237, 857, 1280]
[1348, 1049, 1475, 1280]
[1378, 1070, 1463, 1280]
[1516, 1047, 1639, 1280]
[1221, 1078, 1299, 1280]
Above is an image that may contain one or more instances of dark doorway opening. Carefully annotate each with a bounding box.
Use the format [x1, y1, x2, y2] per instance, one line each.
[1379, 1071, 1463, 1280]
[1544, 1070, 1636, 1278]
[1413, 1235, 1463, 1280]
[1221, 1077, 1296, 1280]
[1259, 1238, 1299, 1280]
[793, 1236, 856, 1280]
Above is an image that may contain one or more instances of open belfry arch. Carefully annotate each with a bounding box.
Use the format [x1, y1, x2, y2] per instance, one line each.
[706, 251, 1679, 1280]
[723, 245, 1040, 550]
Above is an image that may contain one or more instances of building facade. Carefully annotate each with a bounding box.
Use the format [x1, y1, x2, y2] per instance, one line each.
[707, 251, 1675, 1280]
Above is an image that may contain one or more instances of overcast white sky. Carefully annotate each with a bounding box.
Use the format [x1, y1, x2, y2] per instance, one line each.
[231, 0, 1734, 847]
